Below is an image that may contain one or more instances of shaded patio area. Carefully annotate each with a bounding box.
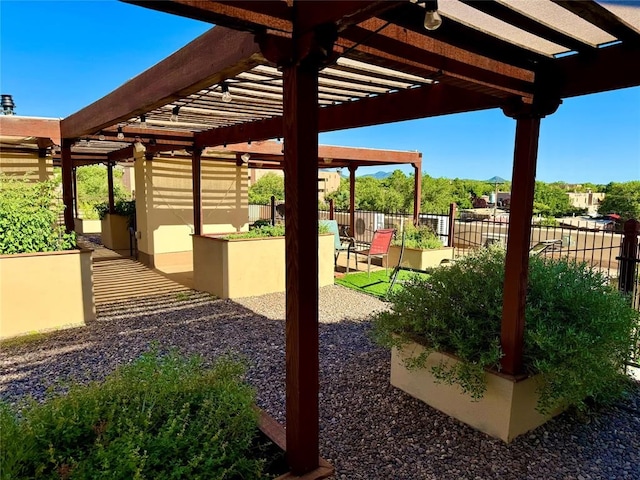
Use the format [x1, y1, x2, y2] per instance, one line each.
[1, 286, 638, 479]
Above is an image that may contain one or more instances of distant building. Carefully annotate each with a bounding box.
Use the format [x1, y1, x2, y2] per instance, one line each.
[248, 168, 341, 202]
[567, 191, 605, 215]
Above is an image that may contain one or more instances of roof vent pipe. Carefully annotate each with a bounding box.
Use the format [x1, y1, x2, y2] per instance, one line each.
[1, 94, 16, 115]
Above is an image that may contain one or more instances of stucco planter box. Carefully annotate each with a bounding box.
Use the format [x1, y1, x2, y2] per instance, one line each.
[0, 249, 96, 339]
[388, 245, 453, 270]
[101, 214, 131, 250]
[193, 234, 334, 299]
[391, 341, 563, 443]
[74, 217, 102, 235]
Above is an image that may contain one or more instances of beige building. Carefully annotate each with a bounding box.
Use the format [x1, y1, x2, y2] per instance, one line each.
[567, 191, 605, 214]
[248, 168, 341, 202]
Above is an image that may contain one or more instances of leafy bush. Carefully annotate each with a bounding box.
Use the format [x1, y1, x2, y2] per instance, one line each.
[372, 246, 638, 413]
[0, 175, 76, 254]
[0, 348, 274, 480]
[95, 199, 136, 228]
[392, 224, 443, 249]
[74, 165, 129, 220]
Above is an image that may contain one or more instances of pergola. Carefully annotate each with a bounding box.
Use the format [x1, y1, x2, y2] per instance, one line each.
[58, 1, 640, 476]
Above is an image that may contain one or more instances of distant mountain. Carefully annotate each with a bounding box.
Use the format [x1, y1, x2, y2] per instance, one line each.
[340, 170, 392, 180]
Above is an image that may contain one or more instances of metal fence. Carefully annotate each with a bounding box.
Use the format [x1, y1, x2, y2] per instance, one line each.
[454, 218, 623, 276]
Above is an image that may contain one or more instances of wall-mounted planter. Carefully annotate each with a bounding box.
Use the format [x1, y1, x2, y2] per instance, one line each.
[391, 341, 564, 443]
[193, 234, 334, 299]
[0, 249, 96, 339]
[74, 217, 102, 235]
[387, 245, 453, 270]
[101, 213, 131, 250]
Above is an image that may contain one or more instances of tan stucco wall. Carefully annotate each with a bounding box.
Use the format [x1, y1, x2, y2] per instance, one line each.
[193, 234, 334, 298]
[388, 246, 453, 270]
[0, 152, 52, 181]
[75, 218, 102, 235]
[135, 156, 249, 266]
[101, 214, 131, 250]
[391, 343, 563, 443]
[0, 249, 95, 339]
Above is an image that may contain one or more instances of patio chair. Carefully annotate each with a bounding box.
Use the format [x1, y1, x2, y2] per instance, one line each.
[349, 228, 395, 276]
[319, 219, 354, 267]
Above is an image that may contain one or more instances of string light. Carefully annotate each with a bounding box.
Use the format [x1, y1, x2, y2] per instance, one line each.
[221, 82, 232, 103]
[117, 126, 125, 140]
[140, 114, 147, 128]
[170, 106, 181, 122]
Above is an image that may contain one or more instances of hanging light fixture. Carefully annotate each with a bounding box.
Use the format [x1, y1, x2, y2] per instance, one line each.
[241, 152, 251, 163]
[423, 0, 442, 31]
[98, 131, 106, 141]
[221, 82, 232, 103]
[117, 126, 125, 140]
[170, 106, 181, 122]
[140, 114, 147, 128]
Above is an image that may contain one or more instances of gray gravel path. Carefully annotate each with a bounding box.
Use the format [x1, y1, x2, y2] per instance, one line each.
[1, 286, 639, 480]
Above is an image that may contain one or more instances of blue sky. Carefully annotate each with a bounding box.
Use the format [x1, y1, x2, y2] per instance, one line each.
[1, 0, 639, 184]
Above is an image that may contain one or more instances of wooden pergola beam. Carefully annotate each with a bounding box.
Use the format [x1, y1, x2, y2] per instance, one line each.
[196, 83, 504, 148]
[61, 26, 263, 139]
[557, 43, 640, 98]
[342, 19, 535, 97]
[217, 141, 421, 165]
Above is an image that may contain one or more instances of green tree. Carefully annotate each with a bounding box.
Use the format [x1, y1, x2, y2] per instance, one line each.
[599, 181, 640, 222]
[73, 165, 128, 219]
[248, 173, 284, 204]
[533, 181, 574, 217]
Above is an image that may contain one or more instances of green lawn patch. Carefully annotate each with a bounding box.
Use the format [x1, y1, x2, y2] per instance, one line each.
[336, 269, 430, 299]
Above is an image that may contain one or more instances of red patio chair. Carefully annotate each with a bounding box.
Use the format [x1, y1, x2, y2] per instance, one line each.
[349, 228, 395, 276]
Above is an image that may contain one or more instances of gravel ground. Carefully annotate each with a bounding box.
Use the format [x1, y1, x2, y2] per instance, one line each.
[1, 285, 639, 480]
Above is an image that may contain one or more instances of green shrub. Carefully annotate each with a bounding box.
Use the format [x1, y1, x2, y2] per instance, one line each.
[372, 246, 638, 413]
[95, 199, 136, 227]
[392, 224, 443, 249]
[0, 175, 76, 254]
[0, 348, 272, 480]
[226, 223, 330, 239]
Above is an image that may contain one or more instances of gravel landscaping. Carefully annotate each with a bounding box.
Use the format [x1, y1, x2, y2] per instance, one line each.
[1, 285, 639, 479]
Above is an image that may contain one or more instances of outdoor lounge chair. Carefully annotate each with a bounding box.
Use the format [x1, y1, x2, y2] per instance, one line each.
[349, 228, 394, 275]
[319, 219, 354, 267]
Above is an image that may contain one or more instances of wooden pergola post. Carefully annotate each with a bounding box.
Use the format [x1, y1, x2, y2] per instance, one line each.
[61, 139, 74, 233]
[192, 147, 203, 235]
[107, 161, 115, 214]
[72, 166, 79, 219]
[282, 58, 321, 476]
[413, 161, 421, 225]
[500, 97, 560, 375]
[349, 164, 357, 237]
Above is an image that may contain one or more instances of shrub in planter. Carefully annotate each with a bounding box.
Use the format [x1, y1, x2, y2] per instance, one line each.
[372, 246, 638, 413]
[225, 223, 330, 240]
[95, 199, 136, 227]
[0, 348, 279, 479]
[392, 224, 443, 249]
[0, 175, 76, 254]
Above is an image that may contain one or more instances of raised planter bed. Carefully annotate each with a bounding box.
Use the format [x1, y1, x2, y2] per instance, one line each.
[193, 234, 334, 299]
[388, 245, 453, 270]
[391, 341, 563, 443]
[0, 248, 96, 339]
[101, 213, 131, 250]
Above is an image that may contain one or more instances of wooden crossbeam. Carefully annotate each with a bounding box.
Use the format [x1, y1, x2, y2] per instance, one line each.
[61, 26, 263, 139]
[340, 19, 535, 97]
[195, 83, 504, 148]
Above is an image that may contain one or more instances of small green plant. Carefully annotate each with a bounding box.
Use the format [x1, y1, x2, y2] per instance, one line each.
[372, 246, 638, 413]
[393, 224, 443, 249]
[538, 216, 559, 227]
[226, 223, 330, 239]
[0, 347, 274, 480]
[0, 175, 76, 254]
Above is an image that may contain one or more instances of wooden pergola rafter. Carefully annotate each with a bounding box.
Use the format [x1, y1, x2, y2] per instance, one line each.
[58, 1, 640, 476]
